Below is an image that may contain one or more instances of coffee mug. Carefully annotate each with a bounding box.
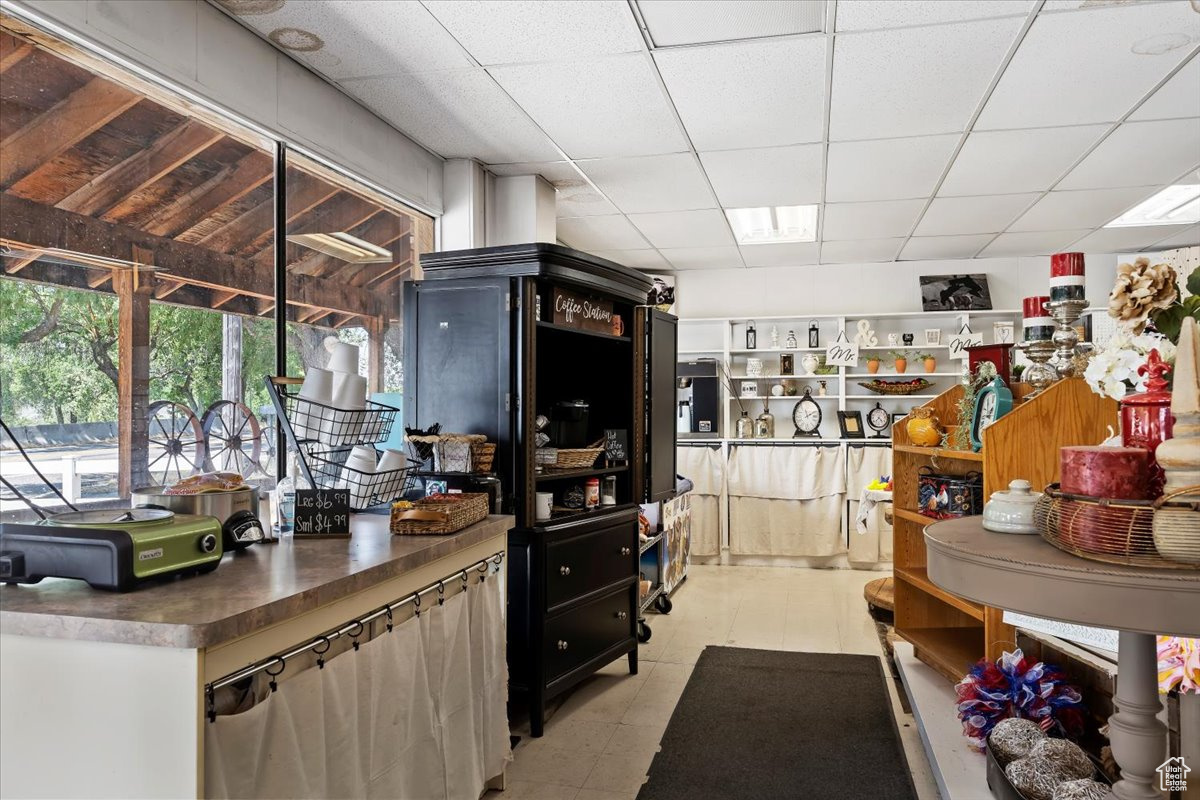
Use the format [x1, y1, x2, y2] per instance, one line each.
[612, 315, 624, 336]
[535, 492, 554, 522]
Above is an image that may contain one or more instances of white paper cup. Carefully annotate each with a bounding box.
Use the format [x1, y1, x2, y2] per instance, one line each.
[535, 492, 554, 522]
[348, 445, 377, 471]
[332, 373, 367, 409]
[326, 341, 361, 375]
[299, 367, 333, 403]
[377, 448, 406, 473]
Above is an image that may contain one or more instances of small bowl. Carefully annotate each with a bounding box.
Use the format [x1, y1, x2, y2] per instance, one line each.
[984, 479, 1042, 534]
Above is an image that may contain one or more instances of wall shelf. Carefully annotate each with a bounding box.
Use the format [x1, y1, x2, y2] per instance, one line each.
[535, 464, 629, 483]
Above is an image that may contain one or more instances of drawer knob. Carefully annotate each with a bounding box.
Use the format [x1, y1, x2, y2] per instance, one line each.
[616, 611, 628, 620]
[559, 565, 571, 576]
[620, 546, 631, 556]
[557, 640, 569, 651]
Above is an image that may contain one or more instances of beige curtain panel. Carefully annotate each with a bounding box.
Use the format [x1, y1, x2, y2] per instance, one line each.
[847, 445, 894, 565]
[677, 445, 723, 558]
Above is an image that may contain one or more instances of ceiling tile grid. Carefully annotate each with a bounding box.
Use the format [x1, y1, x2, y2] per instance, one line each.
[214, 0, 1200, 269]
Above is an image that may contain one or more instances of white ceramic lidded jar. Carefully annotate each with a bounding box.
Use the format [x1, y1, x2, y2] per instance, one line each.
[982, 480, 1042, 534]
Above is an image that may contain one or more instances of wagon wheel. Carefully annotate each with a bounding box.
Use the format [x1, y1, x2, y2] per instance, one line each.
[202, 400, 262, 477]
[146, 400, 205, 486]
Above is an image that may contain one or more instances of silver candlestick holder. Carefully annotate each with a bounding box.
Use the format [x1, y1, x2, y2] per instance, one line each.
[1016, 339, 1058, 394]
[1047, 297, 1090, 378]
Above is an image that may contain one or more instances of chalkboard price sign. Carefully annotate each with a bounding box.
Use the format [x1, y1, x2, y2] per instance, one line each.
[604, 429, 628, 463]
[294, 489, 351, 537]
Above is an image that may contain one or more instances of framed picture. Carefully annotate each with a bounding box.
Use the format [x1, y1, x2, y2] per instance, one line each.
[838, 410, 865, 439]
[891, 412, 908, 427]
[924, 328, 942, 346]
[779, 353, 794, 375]
[740, 380, 759, 398]
[647, 274, 676, 314]
[993, 321, 1015, 345]
[919, 274, 993, 312]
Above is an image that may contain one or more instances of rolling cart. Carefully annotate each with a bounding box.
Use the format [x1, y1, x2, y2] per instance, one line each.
[636, 476, 693, 642]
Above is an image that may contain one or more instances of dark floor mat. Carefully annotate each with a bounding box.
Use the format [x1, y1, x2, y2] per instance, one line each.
[638, 647, 918, 800]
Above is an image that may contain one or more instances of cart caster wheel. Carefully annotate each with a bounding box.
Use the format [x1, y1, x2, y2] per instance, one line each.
[654, 594, 673, 615]
[637, 620, 652, 643]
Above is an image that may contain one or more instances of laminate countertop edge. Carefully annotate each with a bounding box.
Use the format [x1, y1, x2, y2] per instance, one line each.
[0, 514, 514, 649]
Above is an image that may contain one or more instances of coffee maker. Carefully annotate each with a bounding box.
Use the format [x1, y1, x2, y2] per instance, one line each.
[677, 359, 720, 439]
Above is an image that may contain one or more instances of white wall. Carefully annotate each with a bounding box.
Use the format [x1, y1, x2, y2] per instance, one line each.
[668, 254, 1121, 318]
[4, 0, 443, 214]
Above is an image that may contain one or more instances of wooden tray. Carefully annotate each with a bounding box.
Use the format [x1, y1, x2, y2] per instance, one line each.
[390, 492, 489, 535]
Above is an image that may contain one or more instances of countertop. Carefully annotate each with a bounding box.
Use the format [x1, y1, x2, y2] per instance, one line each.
[0, 514, 513, 649]
[925, 516, 1200, 637]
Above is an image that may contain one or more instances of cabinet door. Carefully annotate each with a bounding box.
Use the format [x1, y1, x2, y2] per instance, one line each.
[645, 308, 678, 503]
[404, 278, 514, 476]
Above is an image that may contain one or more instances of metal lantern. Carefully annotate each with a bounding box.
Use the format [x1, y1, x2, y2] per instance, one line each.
[746, 320, 757, 350]
[808, 320, 819, 348]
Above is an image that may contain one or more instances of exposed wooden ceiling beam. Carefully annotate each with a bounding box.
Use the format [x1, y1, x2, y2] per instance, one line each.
[197, 169, 338, 255]
[1, 77, 141, 189]
[3, 252, 40, 274]
[0, 40, 33, 73]
[144, 149, 271, 238]
[0, 193, 383, 318]
[57, 118, 224, 217]
[211, 289, 239, 308]
[87, 268, 114, 289]
[154, 279, 185, 299]
[297, 306, 328, 324]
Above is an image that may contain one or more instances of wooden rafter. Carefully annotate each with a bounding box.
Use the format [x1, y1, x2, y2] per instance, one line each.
[1, 193, 384, 318]
[87, 268, 114, 289]
[197, 170, 338, 255]
[0, 39, 32, 73]
[2, 252, 40, 274]
[144, 150, 272, 238]
[211, 289, 239, 308]
[57, 118, 224, 217]
[154, 279, 185, 299]
[0, 77, 140, 188]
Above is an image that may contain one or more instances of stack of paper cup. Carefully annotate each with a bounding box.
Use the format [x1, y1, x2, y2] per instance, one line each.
[342, 445, 377, 507]
[296, 367, 333, 439]
[326, 341, 361, 375]
[375, 448, 407, 500]
[331, 372, 367, 442]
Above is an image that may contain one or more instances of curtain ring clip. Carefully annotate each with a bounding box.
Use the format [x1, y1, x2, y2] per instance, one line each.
[347, 620, 364, 651]
[436, 580, 445, 605]
[413, 592, 421, 617]
[461, 570, 470, 590]
[205, 685, 216, 723]
[265, 657, 286, 692]
[314, 635, 332, 669]
[385, 607, 394, 633]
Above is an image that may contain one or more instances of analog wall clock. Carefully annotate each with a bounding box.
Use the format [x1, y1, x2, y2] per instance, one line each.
[970, 376, 1014, 451]
[792, 389, 822, 438]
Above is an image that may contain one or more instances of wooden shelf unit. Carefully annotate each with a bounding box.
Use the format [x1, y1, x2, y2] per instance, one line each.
[891, 377, 1117, 682]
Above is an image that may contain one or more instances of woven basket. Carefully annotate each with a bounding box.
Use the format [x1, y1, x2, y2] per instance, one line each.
[406, 433, 486, 473]
[858, 379, 933, 396]
[470, 442, 497, 473]
[1034, 484, 1200, 569]
[390, 492, 489, 535]
[551, 447, 604, 470]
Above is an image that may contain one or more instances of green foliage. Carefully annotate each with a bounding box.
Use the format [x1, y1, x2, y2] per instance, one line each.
[1188, 265, 1200, 298]
[1150, 267, 1200, 344]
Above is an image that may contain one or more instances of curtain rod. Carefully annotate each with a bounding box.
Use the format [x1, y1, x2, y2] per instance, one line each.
[205, 550, 505, 711]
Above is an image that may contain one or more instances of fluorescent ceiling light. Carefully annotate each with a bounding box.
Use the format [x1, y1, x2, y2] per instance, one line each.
[286, 232, 393, 263]
[1105, 184, 1200, 228]
[725, 205, 818, 245]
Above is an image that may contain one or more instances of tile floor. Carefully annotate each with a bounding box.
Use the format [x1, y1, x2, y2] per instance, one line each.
[486, 564, 939, 800]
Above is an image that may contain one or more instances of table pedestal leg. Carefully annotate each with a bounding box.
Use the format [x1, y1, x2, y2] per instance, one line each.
[1109, 631, 1166, 800]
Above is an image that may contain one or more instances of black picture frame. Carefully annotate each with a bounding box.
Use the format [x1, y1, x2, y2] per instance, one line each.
[891, 412, 908, 427]
[919, 273, 993, 312]
[838, 410, 865, 439]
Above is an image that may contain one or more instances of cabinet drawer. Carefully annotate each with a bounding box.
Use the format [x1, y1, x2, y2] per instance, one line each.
[545, 519, 636, 609]
[544, 586, 634, 683]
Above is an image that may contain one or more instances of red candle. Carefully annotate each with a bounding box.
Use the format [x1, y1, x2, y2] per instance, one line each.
[1050, 253, 1086, 301]
[1022, 295, 1053, 341]
[1060, 446, 1152, 500]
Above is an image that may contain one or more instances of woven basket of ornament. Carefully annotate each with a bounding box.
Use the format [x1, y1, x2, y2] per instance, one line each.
[1034, 484, 1200, 569]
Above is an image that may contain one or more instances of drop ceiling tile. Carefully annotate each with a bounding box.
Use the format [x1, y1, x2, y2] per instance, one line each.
[487, 161, 619, 216]
[819, 238, 905, 264]
[1072, 224, 1194, 253]
[638, 0, 824, 46]
[1009, 186, 1160, 232]
[916, 193, 1040, 235]
[489, 55, 689, 159]
[1131, 57, 1200, 121]
[1151, 223, 1200, 249]
[739, 242, 820, 267]
[556, 215, 649, 250]
[836, 1, 1034, 31]
[699, 145, 824, 207]
[221, 0, 474, 78]
[577, 154, 715, 214]
[978, 229, 1091, 257]
[423, 1, 643, 65]
[939, 126, 1108, 196]
[1057, 119, 1200, 190]
[900, 235, 996, 260]
[976, 1, 1200, 130]
[347, 70, 560, 163]
[830, 17, 1023, 141]
[587, 249, 673, 269]
[628, 209, 734, 248]
[826, 135, 959, 202]
[660, 246, 745, 270]
[654, 37, 826, 150]
[822, 199, 926, 241]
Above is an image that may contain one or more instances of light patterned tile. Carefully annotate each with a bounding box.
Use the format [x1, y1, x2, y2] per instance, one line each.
[508, 746, 599, 788]
[483, 780, 580, 800]
[581, 751, 656, 794]
[603, 722, 666, 757]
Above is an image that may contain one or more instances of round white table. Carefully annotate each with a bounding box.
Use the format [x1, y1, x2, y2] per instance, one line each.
[925, 517, 1200, 800]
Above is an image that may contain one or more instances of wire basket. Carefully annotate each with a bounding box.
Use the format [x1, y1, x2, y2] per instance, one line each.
[406, 433, 488, 473]
[305, 446, 419, 511]
[278, 385, 398, 447]
[1034, 484, 1200, 569]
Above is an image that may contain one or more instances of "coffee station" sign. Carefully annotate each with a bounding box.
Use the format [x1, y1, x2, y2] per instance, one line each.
[552, 287, 617, 334]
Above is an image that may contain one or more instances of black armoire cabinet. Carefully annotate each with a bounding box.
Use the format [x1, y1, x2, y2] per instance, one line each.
[404, 244, 676, 736]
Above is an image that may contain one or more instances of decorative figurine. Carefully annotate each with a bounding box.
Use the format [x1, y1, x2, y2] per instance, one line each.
[818, 380, 828, 397]
[902, 333, 914, 346]
[771, 326, 779, 349]
[786, 329, 799, 350]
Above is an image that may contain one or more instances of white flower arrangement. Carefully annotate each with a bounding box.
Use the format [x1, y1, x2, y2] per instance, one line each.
[1083, 330, 1176, 400]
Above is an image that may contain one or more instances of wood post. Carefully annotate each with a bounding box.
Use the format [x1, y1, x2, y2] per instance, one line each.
[366, 316, 385, 394]
[222, 314, 243, 404]
[116, 248, 154, 496]
[1109, 631, 1167, 800]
